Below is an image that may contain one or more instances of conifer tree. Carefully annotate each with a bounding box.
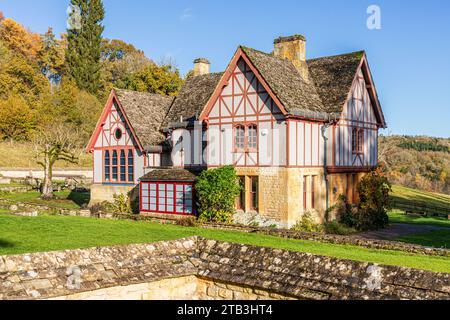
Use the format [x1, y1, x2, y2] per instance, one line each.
[65, 0, 105, 94]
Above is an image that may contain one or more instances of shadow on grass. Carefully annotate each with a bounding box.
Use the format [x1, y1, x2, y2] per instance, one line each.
[68, 190, 90, 208]
[0, 239, 15, 249]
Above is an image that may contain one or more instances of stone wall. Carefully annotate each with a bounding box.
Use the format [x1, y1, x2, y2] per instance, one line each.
[89, 184, 138, 205]
[0, 237, 448, 300]
[0, 168, 92, 180]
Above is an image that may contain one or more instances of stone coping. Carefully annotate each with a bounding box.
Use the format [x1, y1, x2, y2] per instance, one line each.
[0, 237, 449, 300]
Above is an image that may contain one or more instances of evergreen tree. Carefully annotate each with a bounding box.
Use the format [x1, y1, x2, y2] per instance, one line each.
[65, 0, 105, 94]
[39, 27, 64, 84]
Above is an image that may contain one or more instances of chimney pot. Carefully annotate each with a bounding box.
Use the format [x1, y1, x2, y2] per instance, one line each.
[193, 58, 210, 76]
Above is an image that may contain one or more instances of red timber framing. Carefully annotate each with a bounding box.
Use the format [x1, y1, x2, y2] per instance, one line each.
[86, 89, 144, 153]
[201, 50, 287, 168]
[102, 147, 135, 184]
[140, 181, 196, 216]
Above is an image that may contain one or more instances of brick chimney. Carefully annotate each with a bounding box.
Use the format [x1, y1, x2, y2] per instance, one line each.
[193, 58, 210, 76]
[274, 35, 310, 82]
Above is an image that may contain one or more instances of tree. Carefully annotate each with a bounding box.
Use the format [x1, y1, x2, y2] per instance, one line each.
[65, 0, 105, 94]
[32, 123, 80, 199]
[0, 95, 36, 143]
[120, 63, 184, 97]
[0, 18, 41, 60]
[39, 27, 64, 84]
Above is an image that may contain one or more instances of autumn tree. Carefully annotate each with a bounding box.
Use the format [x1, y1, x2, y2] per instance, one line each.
[65, 0, 105, 94]
[0, 95, 36, 143]
[33, 123, 80, 199]
[120, 63, 184, 96]
[0, 18, 41, 60]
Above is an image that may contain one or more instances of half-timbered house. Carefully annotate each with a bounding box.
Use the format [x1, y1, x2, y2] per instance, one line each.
[87, 35, 386, 227]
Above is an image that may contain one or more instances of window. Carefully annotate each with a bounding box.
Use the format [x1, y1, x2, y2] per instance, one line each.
[352, 128, 364, 154]
[248, 125, 257, 150]
[104, 149, 134, 183]
[250, 177, 258, 211]
[104, 151, 110, 181]
[311, 176, 316, 209]
[236, 176, 245, 210]
[234, 124, 258, 151]
[141, 182, 194, 215]
[303, 177, 307, 210]
[235, 125, 245, 150]
[114, 128, 123, 140]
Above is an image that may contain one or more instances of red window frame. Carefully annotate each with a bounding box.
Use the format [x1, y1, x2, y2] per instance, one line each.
[140, 182, 196, 216]
[103, 147, 134, 184]
[311, 176, 316, 209]
[233, 124, 258, 152]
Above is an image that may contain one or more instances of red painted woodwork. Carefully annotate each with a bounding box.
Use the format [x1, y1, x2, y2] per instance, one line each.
[102, 147, 135, 184]
[140, 181, 196, 216]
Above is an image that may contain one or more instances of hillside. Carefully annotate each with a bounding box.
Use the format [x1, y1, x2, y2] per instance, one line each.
[379, 135, 450, 194]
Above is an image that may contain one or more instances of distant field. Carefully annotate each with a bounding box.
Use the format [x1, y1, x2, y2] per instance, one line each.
[0, 142, 92, 169]
[390, 185, 450, 216]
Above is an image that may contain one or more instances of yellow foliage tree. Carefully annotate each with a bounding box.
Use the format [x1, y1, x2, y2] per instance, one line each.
[0, 95, 36, 143]
[0, 18, 42, 60]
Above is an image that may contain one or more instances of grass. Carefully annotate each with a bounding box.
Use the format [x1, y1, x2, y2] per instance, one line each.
[0, 214, 449, 273]
[389, 210, 450, 228]
[391, 185, 450, 213]
[396, 230, 450, 249]
[0, 141, 92, 168]
[1, 190, 90, 209]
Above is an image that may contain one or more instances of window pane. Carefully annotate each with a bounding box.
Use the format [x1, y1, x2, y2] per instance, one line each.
[176, 205, 184, 213]
[167, 197, 174, 205]
[167, 184, 174, 191]
[159, 184, 166, 191]
[235, 126, 245, 149]
[185, 207, 193, 214]
[248, 125, 257, 149]
[142, 184, 149, 191]
[150, 184, 157, 190]
[159, 204, 166, 212]
[150, 203, 157, 211]
[142, 203, 149, 210]
[120, 150, 126, 165]
[128, 150, 133, 165]
[176, 185, 183, 192]
[112, 151, 118, 165]
[167, 205, 174, 212]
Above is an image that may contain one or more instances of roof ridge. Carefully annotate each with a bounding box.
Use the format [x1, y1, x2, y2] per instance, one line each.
[114, 88, 175, 100]
[307, 50, 365, 62]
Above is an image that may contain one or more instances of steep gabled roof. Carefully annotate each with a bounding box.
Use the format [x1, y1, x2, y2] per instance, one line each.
[307, 51, 364, 114]
[163, 72, 223, 126]
[241, 46, 325, 114]
[115, 89, 175, 147]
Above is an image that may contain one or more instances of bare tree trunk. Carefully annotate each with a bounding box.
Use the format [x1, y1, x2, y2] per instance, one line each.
[41, 149, 54, 200]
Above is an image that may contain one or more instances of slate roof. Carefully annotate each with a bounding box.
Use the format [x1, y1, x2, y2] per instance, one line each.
[115, 89, 175, 147]
[162, 72, 223, 126]
[241, 46, 326, 114]
[307, 51, 364, 114]
[140, 169, 202, 182]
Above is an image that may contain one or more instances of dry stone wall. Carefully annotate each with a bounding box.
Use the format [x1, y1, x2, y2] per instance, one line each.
[0, 237, 449, 300]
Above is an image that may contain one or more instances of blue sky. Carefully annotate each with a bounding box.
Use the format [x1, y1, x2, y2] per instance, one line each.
[1, 0, 450, 138]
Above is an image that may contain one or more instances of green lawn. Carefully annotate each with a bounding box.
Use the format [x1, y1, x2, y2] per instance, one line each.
[0, 214, 449, 273]
[391, 185, 450, 215]
[1, 190, 90, 209]
[389, 210, 450, 228]
[396, 230, 450, 249]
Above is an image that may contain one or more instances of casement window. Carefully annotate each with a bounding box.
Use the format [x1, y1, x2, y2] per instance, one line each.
[250, 176, 259, 211]
[248, 125, 258, 150]
[234, 124, 258, 151]
[141, 182, 194, 215]
[104, 149, 134, 183]
[352, 128, 364, 154]
[236, 176, 246, 210]
[235, 176, 259, 212]
[235, 125, 245, 150]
